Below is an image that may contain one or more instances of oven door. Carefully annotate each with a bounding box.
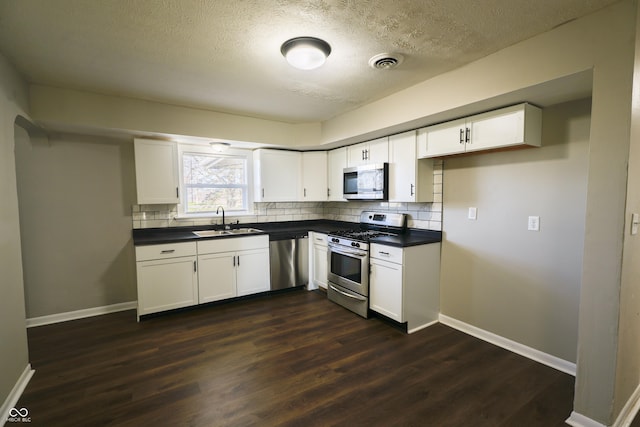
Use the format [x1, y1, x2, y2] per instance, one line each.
[327, 244, 368, 295]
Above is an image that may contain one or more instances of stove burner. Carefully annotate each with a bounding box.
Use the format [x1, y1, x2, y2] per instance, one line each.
[330, 229, 397, 242]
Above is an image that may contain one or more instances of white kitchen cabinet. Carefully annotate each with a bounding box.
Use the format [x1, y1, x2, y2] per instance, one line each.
[347, 137, 389, 167]
[253, 149, 301, 202]
[135, 242, 198, 319]
[134, 138, 180, 204]
[369, 242, 441, 333]
[417, 103, 542, 158]
[388, 130, 434, 203]
[309, 232, 328, 290]
[327, 147, 347, 201]
[197, 235, 270, 301]
[301, 151, 328, 201]
[370, 256, 403, 322]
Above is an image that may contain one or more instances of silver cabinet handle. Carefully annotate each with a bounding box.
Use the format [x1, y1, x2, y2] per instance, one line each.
[410, 183, 414, 196]
[233, 256, 236, 267]
[193, 261, 197, 272]
[465, 127, 471, 143]
[237, 255, 240, 266]
[262, 188, 265, 198]
[378, 251, 390, 256]
[329, 285, 367, 302]
[304, 188, 307, 197]
[459, 128, 464, 144]
[160, 249, 175, 254]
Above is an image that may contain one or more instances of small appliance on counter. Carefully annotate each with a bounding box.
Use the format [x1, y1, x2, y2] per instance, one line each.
[326, 211, 406, 317]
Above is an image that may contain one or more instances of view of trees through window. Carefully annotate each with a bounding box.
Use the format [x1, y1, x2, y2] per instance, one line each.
[182, 153, 247, 213]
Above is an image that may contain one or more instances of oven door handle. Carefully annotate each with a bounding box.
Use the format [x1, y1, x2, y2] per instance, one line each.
[329, 285, 367, 302]
[328, 246, 368, 258]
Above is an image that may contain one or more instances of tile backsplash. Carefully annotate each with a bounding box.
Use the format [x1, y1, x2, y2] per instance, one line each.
[132, 160, 443, 231]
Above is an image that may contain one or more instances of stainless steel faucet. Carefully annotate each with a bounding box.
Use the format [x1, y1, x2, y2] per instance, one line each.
[216, 206, 228, 229]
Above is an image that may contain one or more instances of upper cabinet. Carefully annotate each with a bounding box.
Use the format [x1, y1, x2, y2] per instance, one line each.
[327, 147, 347, 201]
[347, 137, 389, 167]
[134, 138, 180, 205]
[388, 131, 433, 203]
[301, 151, 328, 201]
[417, 103, 542, 159]
[253, 149, 301, 202]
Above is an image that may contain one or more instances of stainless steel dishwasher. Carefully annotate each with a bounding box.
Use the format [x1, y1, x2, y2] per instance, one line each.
[269, 232, 309, 290]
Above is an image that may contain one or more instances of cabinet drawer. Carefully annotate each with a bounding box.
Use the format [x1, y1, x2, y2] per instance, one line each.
[370, 243, 403, 263]
[197, 235, 269, 255]
[135, 242, 197, 261]
[311, 232, 328, 247]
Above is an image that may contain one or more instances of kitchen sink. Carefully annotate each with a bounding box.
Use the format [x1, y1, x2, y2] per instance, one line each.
[192, 228, 263, 238]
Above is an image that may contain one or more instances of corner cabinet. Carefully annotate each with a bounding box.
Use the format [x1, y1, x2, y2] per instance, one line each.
[369, 242, 441, 333]
[253, 149, 301, 202]
[135, 242, 198, 319]
[301, 152, 328, 201]
[197, 235, 270, 302]
[134, 138, 180, 204]
[388, 130, 434, 203]
[417, 103, 542, 158]
[327, 147, 347, 201]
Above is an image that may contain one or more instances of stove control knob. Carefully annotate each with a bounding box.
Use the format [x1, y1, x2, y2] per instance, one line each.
[332, 238, 339, 243]
[351, 242, 360, 248]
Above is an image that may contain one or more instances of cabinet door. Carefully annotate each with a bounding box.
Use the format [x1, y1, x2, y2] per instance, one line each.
[327, 147, 347, 201]
[197, 253, 236, 303]
[388, 131, 417, 202]
[417, 119, 466, 158]
[134, 139, 179, 204]
[466, 105, 526, 152]
[137, 256, 197, 316]
[347, 143, 367, 167]
[312, 242, 328, 289]
[236, 248, 270, 296]
[301, 151, 328, 201]
[369, 257, 404, 322]
[254, 149, 301, 202]
[367, 137, 389, 164]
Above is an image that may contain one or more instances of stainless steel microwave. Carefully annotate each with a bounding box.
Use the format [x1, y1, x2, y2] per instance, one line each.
[343, 163, 389, 200]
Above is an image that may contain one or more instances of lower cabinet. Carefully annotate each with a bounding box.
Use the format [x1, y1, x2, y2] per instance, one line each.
[369, 256, 403, 322]
[197, 235, 270, 302]
[309, 232, 328, 290]
[135, 236, 270, 319]
[369, 242, 441, 333]
[135, 242, 198, 319]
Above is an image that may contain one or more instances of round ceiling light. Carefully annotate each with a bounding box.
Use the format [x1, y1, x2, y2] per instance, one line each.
[369, 53, 404, 70]
[281, 37, 331, 70]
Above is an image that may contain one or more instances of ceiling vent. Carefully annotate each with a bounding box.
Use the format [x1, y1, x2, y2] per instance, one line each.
[369, 53, 404, 70]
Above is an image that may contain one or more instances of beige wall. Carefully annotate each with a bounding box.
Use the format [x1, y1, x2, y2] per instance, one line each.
[440, 99, 590, 363]
[14, 132, 137, 318]
[613, 2, 640, 419]
[0, 54, 30, 412]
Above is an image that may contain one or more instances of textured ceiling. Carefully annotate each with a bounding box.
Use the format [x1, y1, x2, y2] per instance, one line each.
[0, 0, 619, 123]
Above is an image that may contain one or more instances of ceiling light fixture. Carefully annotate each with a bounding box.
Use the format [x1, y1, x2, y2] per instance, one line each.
[210, 142, 231, 152]
[281, 37, 331, 70]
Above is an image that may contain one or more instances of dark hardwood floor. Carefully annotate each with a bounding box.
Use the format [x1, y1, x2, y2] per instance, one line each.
[18, 289, 575, 426]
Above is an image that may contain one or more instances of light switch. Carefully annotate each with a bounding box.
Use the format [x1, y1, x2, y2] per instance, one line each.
[632, 213, 639, 235]
[528, 216, 540, 231]
[468, 207, 477, 220]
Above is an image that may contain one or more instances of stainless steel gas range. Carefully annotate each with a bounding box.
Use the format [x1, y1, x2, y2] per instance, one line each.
[327, 211, 407, 318]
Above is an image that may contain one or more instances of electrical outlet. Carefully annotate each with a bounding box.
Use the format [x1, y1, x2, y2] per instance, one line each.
[468, 207, 477, 220]
[528, 216, 540, 231]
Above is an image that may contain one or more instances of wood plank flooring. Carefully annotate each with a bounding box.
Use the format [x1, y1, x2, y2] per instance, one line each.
[17, 289, 575, 426]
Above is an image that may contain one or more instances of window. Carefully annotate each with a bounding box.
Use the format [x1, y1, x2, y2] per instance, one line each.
[179, 146, 251, 215]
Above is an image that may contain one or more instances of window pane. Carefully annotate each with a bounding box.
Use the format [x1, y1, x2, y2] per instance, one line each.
[181, 152, 248, 213]
[183, 154, 245, 185]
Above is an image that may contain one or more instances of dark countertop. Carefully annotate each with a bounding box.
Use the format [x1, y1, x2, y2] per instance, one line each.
[132, 219, 441, 248]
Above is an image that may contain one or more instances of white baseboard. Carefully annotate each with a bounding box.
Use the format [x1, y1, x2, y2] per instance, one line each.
[613, 382, 640, 427]
[26, 301, 137, 328]
[438, 314, 576, 376]
[0, 364, 34, 423]
[408, 319, 438, 334]
[566, 411, 607, 427]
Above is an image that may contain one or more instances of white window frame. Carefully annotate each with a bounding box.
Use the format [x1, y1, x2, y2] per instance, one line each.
[177, 143, 254, 217]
